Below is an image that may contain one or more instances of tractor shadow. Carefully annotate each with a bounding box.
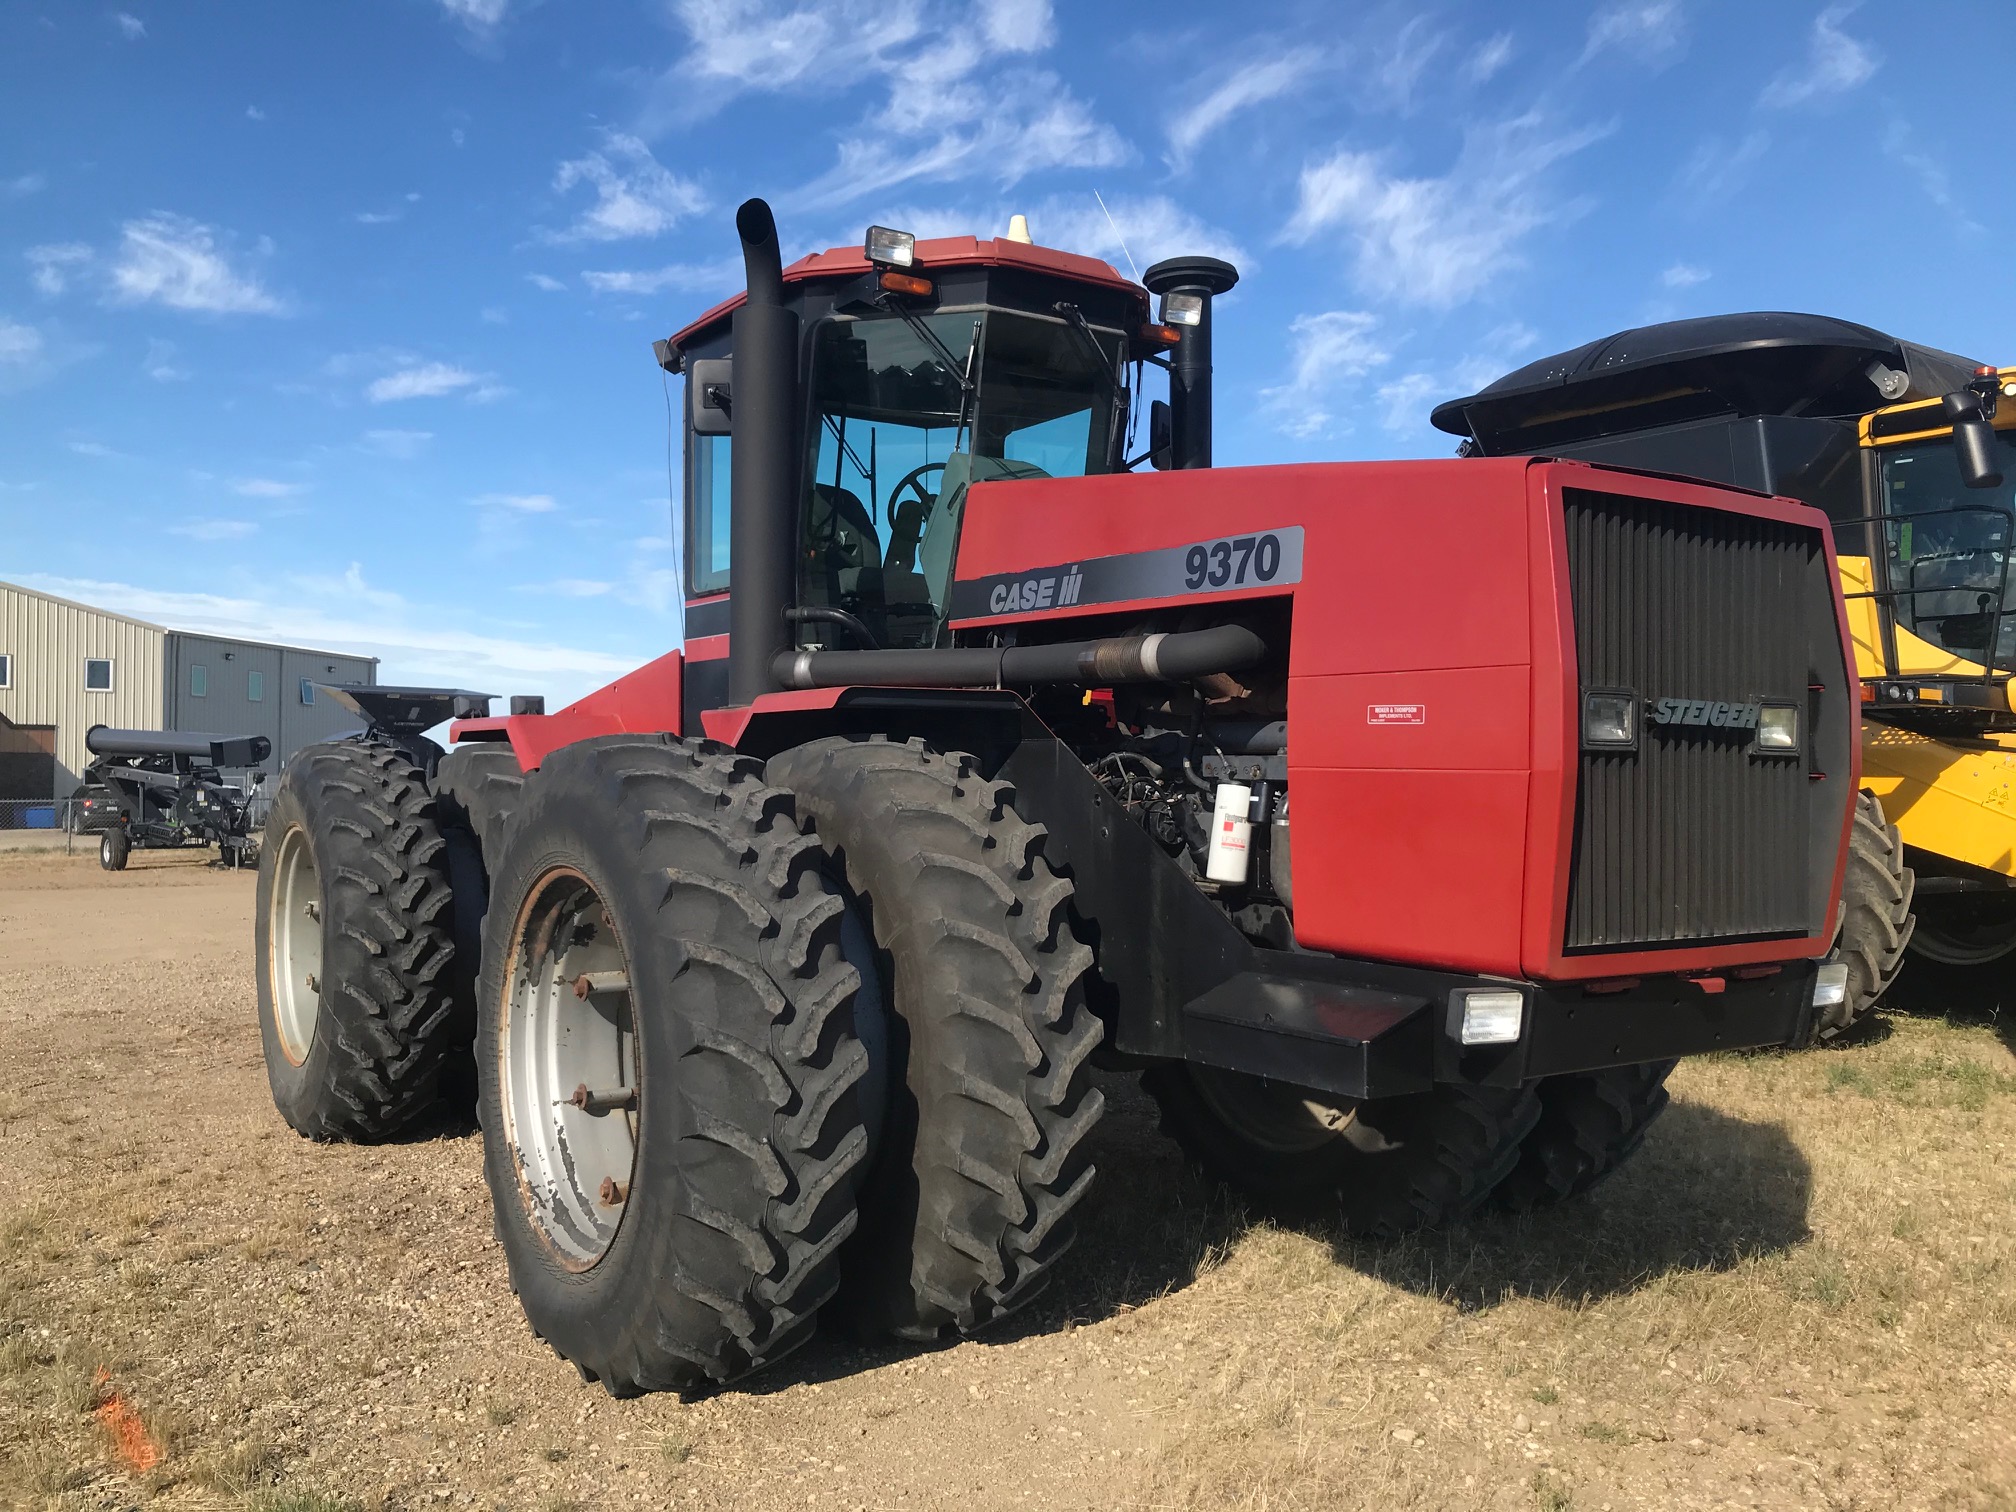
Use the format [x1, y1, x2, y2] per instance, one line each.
[751, 1074, 1813, 1392]
[1881, 958, 2016, 1057]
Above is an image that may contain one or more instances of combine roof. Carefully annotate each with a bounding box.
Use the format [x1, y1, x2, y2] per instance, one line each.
[1431, 312, 1982, 453]
[667, 235, 1143, 353]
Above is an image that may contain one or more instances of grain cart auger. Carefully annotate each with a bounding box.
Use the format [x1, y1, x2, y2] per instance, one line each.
[256, 199, 1862, 1396]
[1435, 314, 2016, 1036]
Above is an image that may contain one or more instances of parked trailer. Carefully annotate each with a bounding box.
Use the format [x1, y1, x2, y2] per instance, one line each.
[83, 725, 269, 870]
[255, 201, 1860, 1395]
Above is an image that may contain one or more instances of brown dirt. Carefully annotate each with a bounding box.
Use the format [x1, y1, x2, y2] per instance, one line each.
[1, 848, 2012, 1512]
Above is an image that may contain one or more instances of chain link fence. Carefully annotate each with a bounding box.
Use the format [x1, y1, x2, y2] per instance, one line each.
[0, 798, 84, 851]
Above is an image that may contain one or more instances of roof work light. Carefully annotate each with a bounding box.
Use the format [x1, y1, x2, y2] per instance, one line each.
[863, 225, 916, 268]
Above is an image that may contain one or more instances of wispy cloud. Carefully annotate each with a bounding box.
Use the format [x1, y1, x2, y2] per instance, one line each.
[1760, 3, 1880, 108]
[1580, 0, 1686, 67]
[1165, 50, 1321, 169]
[1283, 113, 1610, 308]
[1017, 194, 1249, 274]
[1373, 324, 1539, 438]
[245, 105, 266, 121]
[354, 209, 403, 226]
[360, 428, 433, 459]
[550, 133, 706, 242]
[1882, 119, 1982, 234]
[473, 492, 558, 513]
[26, 243, 92, 296]
[366, 362, 485, 402]
[0, 318, 45, 368]
[114, 11, 145, 40]
[1373, 17, 1446, 110]
[107, 214, 285, 315]
[580, 257, 743, 297]
[1661, 262, 1711, 287]
[4, 172, 45, 199]
[230, 477, 308, 498]
[1466, 33, 1515, 83]
[438, 0, 509, 30]
[1261, 310, 1390, 440]
[169, 518, 259, 541]
[142, 338, 190, 382]
[1675, 129, 1771, 207]
[66, 440, 124, 459]
[525, 272, 566, 292]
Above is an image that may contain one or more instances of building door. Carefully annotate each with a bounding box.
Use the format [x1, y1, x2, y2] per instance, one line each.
[0, 717, 57, 800]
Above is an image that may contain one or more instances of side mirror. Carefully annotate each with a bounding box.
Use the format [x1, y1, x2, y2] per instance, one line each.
[688, 357, 733, 436]
[1944, 390, 2004, 490]
[1149, 399, 1173, 471]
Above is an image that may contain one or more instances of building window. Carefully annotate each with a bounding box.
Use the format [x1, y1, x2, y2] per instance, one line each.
[191, 664, 208, 698]
[0, 653, 10, 689]
[299, 678, 316, 705]
[85, 658, 114, 692]
[247, 670, 264, 702]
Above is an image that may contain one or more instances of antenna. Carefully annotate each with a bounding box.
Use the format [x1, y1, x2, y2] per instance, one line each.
[1093, 189, 1139, 282]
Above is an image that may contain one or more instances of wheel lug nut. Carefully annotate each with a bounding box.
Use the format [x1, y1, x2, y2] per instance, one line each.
[305, 974, 319, 993]
[598, 1178, 628, 1207]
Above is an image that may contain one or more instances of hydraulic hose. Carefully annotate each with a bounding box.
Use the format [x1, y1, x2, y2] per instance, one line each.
[771, 623, 1265, 691]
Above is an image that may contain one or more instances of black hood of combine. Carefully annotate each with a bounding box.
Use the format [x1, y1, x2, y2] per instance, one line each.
[1432, 311, 1983, 456]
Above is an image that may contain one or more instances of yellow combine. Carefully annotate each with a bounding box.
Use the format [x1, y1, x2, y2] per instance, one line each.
[1436, 318, 2015, 1034]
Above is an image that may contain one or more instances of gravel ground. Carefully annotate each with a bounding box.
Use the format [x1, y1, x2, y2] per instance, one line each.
[1, 846, 2012, 1511]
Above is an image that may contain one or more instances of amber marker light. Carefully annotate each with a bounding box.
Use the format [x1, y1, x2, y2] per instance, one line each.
[1139, 322, 1182, 347]
[877, 271, 934, 297]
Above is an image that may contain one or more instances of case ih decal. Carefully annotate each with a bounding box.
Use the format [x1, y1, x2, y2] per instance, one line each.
[951, 526, 1304, 621]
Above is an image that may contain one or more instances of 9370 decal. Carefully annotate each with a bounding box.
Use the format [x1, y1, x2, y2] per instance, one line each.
[950, 527, 1304, 622]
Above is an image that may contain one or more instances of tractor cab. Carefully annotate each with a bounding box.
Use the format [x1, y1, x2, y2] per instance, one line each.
[658, 225, 1188, 659]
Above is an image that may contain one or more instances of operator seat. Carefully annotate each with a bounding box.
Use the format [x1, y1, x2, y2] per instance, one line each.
[806, 483, 881, 603]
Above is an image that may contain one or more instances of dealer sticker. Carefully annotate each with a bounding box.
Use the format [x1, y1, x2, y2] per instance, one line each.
[1367, 704, 1426, 726]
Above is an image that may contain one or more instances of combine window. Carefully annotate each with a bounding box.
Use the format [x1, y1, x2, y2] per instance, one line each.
[1879, 432, 2016, 666]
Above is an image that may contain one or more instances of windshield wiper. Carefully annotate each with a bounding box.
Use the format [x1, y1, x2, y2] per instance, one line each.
[874, 295, 978, 400]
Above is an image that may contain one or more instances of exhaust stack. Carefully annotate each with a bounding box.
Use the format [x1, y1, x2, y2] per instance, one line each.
[1142, 255, 1239, 471]
[727, 198, 800, 706]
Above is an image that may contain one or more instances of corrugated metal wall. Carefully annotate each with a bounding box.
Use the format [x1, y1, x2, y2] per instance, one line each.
[164, 633, 377, 775]
[0, 584, 166, 797]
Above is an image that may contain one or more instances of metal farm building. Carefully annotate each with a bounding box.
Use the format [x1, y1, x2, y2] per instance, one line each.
[0, 581, 378, 802]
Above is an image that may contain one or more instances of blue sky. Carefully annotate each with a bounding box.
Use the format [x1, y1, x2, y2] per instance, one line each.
[3, 0, 2011, 708]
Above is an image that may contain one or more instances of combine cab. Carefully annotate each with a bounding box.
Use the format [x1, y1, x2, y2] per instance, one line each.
[1437, 314, 2016, 1029]
[255, 203, 1861, 1395]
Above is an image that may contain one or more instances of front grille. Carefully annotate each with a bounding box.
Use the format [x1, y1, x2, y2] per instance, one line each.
[1562, 489, 1830, 952]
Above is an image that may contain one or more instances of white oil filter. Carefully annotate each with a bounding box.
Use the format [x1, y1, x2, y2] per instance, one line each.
[1205, 782, 1254, 884]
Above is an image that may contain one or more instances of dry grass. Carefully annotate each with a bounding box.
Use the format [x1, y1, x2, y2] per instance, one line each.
[1, 848, 2012, 1510]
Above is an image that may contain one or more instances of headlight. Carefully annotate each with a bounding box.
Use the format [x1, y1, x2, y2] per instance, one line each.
[1811, 962, 1849, 1009]
[863, 224, 916, 268]
[1161, 291, 1204, 326]
[1581, 689, 1637, 749]
[1755, 703, 1800, 752]
[1451, 989, 1525, 1046]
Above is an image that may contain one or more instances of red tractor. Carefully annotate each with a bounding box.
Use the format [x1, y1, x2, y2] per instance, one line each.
[256, 199, 1860, 1396]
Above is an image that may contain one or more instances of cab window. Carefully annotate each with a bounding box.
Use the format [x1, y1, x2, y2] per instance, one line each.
[1879, 432, 2016, 665]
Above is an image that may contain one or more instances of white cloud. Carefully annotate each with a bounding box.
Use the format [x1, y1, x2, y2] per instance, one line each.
[231, 477, 307, 498]
[1283, 114, 1609, 308]
[108, 214, 285, 315]
[366, 362, 481, 402]
[669, 0, 924, 93]
[1261, 310, 1390, 440]
[1760, 4, 1880, 108]
[12, 569, 649, 708]
[1466, 32, 1515, 82]
[1374, 17, 1446, 109]
[580, 257, 743, 297]
[0, 318, 45, 372]
[550, 133, 706, 242]
[1166, 50, 1321, 168]
[5, 172, 45, 198]
[246, 105, 266, 121]
[1882, 120, 1981, 235]
[439, 0, 508, 28]
[1019, 194, 1249, 275]
[1580, 1, 1685, 66]
[525, 273, 566, 292]
[1374, 372, 1444, 435]
[354, 209, 402, 225]
[534, 578, 615, 598]
[473, 492, 558, 513]
[115, 12, 145, 40]
[1661, 262, 1711, 287]
[142, 338, 189, 382]
[1675, 129, 1771, 206]
[26, 243, 92, 296]
[169, 518, 259, 541]
[67, 440, 121, 458]
[360, 428, 434, 459]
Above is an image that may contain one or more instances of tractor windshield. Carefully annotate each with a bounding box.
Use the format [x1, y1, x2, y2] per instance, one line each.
[1879, 431, 2016, 666]
[801, 308, 1123, 648]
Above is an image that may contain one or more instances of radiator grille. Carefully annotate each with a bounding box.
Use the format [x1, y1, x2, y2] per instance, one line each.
[1563, 490, 1824, 952]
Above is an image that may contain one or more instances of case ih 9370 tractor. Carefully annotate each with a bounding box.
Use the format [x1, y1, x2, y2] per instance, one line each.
[256, 200, 1860, 1396]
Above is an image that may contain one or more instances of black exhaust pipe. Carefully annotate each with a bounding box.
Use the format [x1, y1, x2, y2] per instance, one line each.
[728, 198, 801, 705]
[1141, 255, 1239, 470]
[772, 623, 1265, 691]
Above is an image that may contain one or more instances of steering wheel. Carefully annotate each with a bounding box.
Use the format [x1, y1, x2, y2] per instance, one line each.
[887, 462, 946, 532]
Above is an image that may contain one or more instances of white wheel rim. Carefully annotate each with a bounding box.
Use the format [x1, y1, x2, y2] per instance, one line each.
[269, 824, 324, 1065]
[499, 868, 638, 1271]
[1908, 915, 2016, 966]
[1189, 1066, 1359, 1156]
